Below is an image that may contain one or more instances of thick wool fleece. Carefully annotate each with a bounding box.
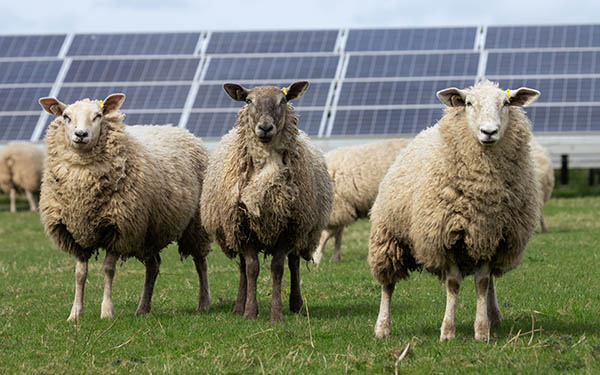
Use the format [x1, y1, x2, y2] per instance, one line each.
[530, 140, 554, 205]
[0, 142, 44, 194]
[201, 104, 332, 261]
[40, 104, 210, 261]
[368, 106, 540, 285]
[326, 139, 410, 228]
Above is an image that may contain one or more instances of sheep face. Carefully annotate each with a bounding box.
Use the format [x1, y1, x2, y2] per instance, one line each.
[437, 81, 540, 147]
[224, 82, 309, 144]
[40, 94, 126, 151]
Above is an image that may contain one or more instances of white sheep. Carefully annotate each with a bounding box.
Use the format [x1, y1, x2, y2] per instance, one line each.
[201, 82, 333, 321]
[368, 80, 541, 341]
[0, 142, 44, 213]
[313, 139, 410, 264]
[530, 139, 555, 232]
[38, 94, 211, 321]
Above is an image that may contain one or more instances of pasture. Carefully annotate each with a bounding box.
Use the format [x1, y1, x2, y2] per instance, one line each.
[0, 193, 598, 374]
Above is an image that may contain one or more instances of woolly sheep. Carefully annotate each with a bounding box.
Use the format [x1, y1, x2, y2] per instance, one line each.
[530, 139, 555, 232]
[368, 80, 541, 341]
[313, 139, 410, 264]
[38, 94, 211, 321]
[201, 82, 333, 321]
[0, 142, 44, 213]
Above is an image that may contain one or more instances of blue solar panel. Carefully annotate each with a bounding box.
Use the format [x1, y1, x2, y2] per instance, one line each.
[68, 33, 201, 56]
[338, 79, 475, 107]
[495, 78, 600, 103]
[0, 60, 62, 84]
[345, 53, 479, 78]
[526, 105, 600, 132]
[124, 112, 182, 126]
[204, 55, 340, 81]
[486, 25, 600, 49]
[57, 85, 191, 109]
[194, 81, 332, 108]
[65, 58, 200, 83]
[0, 35, 65, 58]
[207, 30, 338, 54]
[331, 108, 442, 136]
[0, 87, 52, 112]
[486, 51, 600, 76]
[0, 115, 40, 141]
[346, 27, 477, 52]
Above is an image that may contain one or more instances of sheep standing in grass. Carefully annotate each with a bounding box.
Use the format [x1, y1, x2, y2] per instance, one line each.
[38, 94, 211, 321]
[530, 139, 555, 232]
[0, 142, 44, 213]
[201, 82, 332, 321]
[368, 80, 540, 341]
[313, 139, 410, 264]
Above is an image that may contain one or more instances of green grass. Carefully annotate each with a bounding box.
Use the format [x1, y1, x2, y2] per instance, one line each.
[0, 194, 599, 374]
[552, 169, 600, 198]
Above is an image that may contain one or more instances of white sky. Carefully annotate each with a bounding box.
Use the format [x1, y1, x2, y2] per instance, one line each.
[1, 0, 600, 34]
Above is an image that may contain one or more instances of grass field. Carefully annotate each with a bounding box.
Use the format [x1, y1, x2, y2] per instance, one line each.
[0, 194, 599, 374]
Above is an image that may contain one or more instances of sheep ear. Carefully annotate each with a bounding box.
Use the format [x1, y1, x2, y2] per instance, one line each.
[223, 83, 248, 102]
[437, 88, 466, 107]
[102, 93, 125, 114]
[508, 87, 540, 107]
[285, 81, 309, 101]
[39, 97, 66, 116]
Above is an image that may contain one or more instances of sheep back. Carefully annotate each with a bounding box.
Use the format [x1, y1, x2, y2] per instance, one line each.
[0, 142, 44, 194]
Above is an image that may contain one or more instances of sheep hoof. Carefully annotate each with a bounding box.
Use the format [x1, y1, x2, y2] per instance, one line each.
[232, 306, 245, 315]
[134, 307, 151, 316]
[270, 312, 284, 322]
[474, 322, 490, 342]
[488, 311, 502, 328]
[290, 299, 303, 314]
[330, 255, 341, 263]
[67, 307, 83, 322]
[374, 320, 391, 339]
[440, 322, 455, 342]
[243, 312, 258, 320]
[100, 307, 115, 319]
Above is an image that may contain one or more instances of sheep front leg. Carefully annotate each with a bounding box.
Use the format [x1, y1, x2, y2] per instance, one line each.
[288, 253, 303, 313]
[25, 190, 37, 211]
[233, 254, 247, 315]
[440, 264, 462, 341]
[100, 252, 118, 319]
[474, 262, 491, 341]
[487, 274, 502, 328]
[269, 252, 286, 322]
[9, 187, 16, 213]
[67, 257, 88, 322]
[135, 254, 161, 316]
[374, 282, 395, 338]
[193, 255, 211, 312]
[243, 249, 259, 319]
[313, 229, 333, 265]
[331, 227, 344, 262]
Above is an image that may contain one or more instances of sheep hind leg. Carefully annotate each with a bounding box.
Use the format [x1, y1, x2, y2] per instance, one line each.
[474, 262, 491, 341]
[135, 254, 161, 316]
[9, 187, 16, 213]
[269, 252, 286, 322]
[67, 257, 88, 322]
[487, 275, 502, 328]
[193, 255, 211, 312]
[25, 190, 37, 211]
[540, 215, 548, 233]
[374, 282, 395, 338]
[330, 227, 344, 262]
[440, 264, 462, 342]
[288, 253, 303, 313]
[313, 229, 334, 265]
[100, 252, 118, 319]
[233, 254, 247, 315]
[243, 249, 259, 319]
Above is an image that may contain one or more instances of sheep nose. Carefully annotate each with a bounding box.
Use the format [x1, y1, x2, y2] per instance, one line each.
[480, 128, 498, 136]
[74, 130, 88, 138]
[258, 124, 273, 133]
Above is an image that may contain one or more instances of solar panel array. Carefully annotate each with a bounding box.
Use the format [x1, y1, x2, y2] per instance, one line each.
[1, 24, 600, 142]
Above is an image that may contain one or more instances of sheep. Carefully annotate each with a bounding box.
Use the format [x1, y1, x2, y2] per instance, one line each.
[530, 139, 555, 232]
[38, 93, 211, 321]
[201, 82, 333, 321]
[0, 142, 44, 213]
[313, 139, 410, 264]
[368, 80, 541, 341]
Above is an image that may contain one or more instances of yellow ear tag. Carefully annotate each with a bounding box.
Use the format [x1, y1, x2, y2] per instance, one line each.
[282, 87, 288, 95]
[98, 100, 104, 108]
[506, 89, 512, 99]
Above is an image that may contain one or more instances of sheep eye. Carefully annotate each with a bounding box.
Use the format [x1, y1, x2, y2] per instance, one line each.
[503, 100, 510, 107]
[63, 114, 71, 122]
[466, 101, 472, 107]
[246, 98, 252, 105]
[94, 114, 102, 121]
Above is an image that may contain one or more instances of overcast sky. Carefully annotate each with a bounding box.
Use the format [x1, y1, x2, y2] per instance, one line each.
[1, 0, 600, 34]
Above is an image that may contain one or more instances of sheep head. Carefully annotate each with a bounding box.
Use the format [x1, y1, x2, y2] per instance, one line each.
[39, 94, 125, 151]
[223, 81, 309, 144]
[437, 80, 539, 146]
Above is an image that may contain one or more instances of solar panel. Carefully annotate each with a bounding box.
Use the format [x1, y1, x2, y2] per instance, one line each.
[526, 105, 600, 132]
[68, 33, 201, 56]
[64, 58, 201, 83]
[0, 35, 65, 58]
[0, 60, 62, 84]
[57, 85, 191, 109]
[486, 51, 600, 76]
[345, 53, 480, 78]
[0, 87, 52, 112]
[331, 108, 442, 136]
[495, 78, 600, 103]
[207, 30, 338, 54]
[346, 27, 477, 52]
[486, 25, 600, 49]
[124, 112, 182, 126]
[204, 55, 340, 81]
[0, 115, 40, 141]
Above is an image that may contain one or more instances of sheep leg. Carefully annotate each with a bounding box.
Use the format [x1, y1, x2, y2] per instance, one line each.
[25, 190, 37, 211]
[440, 264, 462, 341]
[100, 252, 118, 319]
[374, 282, 395, 338]
[288, 253, 303, 313]
[474, 262, 491, 341]
[331, 227, 344, 262]
[487, 275, 502, 328]
[135, 254, 161, 316]
[193, 255, 211, 312]
[233, 254, 247, 315]
[313, 229, 334, 265]
[67, 257, 88, 322]
[269, 252, 286, 322]
[9, 187, 16, 213]
[243, 249, 259, 319]
[540, 215, 548, 233]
